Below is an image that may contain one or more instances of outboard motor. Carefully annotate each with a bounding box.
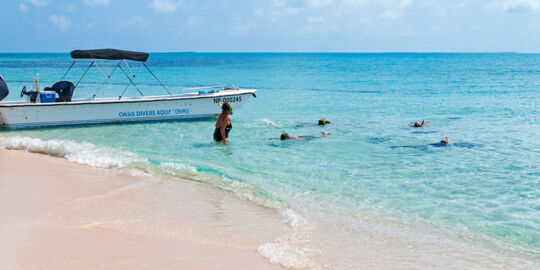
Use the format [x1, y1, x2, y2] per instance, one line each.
[44, 81, 75, 102]
[0, 75, 9, 101]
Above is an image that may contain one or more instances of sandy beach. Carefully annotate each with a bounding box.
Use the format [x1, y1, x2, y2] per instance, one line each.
[0, 148, 290, 270]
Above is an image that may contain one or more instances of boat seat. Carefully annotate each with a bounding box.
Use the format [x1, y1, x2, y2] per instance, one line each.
[44, 81, 75, 102]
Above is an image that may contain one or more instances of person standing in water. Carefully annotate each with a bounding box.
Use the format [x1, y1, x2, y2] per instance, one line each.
[214, 102, 232, 143]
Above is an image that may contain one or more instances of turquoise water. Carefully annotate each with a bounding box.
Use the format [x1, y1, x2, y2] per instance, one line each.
[1, 53, 539, 265]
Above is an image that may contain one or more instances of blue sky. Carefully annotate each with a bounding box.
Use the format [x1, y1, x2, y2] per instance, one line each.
[2, 0, 540, 52]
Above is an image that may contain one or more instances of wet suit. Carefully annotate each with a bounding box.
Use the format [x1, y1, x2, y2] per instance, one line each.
[213, 123, 232, 142]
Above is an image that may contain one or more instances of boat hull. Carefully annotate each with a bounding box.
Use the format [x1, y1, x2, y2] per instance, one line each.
[0, 90, 255, 128]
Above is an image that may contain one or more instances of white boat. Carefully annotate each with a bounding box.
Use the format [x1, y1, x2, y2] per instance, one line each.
[0, 49, 256, 128]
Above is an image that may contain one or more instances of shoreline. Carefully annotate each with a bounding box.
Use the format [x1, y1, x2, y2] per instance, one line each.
[0, 148, 290, 270]
[1, 140, 538, 270]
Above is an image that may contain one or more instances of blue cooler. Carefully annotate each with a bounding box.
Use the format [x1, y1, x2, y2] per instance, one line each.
[39, 91, 56, 103]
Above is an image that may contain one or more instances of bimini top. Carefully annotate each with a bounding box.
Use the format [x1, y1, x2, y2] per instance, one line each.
[70, 49, 149, 62]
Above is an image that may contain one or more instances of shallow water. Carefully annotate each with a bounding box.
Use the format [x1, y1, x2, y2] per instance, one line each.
[1, 53, 539, 268]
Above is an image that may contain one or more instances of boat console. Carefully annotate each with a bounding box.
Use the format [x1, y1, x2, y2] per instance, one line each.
[20, 81, 75, 103]
[44, 81, 75, 102]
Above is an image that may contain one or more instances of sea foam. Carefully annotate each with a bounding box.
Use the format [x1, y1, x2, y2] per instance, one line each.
[1, 136, 310, 268]
[258, 209, 320, 270]
[0, 136, 143, 168]
[159, 162, 198, 174]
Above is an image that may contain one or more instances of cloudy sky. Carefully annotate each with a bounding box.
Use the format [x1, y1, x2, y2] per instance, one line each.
[2, 0, 540, 52]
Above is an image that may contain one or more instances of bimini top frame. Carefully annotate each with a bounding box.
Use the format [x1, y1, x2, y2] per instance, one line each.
[61, 49, 172, 99]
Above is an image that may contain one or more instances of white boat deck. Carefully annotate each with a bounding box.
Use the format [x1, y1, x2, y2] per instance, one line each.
[0, 89, 256, 107]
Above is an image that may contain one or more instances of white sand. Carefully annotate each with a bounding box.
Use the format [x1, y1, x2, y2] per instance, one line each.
[0, 149, 290, 270]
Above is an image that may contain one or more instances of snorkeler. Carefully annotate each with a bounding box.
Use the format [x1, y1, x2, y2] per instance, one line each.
[296, 118, 332, 127]
[214, 102, 232, 143]
[392, 137, 449, 150]
[280, 132, 301, 140]
[428, 137, 449, 147]
[280, 132, 331, 140]
[318, 118, 331, 125]
[440, 137, 449, 145]
[411, 120, 428, 127]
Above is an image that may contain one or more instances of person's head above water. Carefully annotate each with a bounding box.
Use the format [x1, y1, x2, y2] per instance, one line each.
[412, 120, 428, 127]
[220, 102, 232, 114]
[440, 137, 449, 145]
[280, 132, 290, 140]
[318, 118, 331, 125]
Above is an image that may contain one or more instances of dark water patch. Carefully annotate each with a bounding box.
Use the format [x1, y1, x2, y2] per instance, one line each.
[298, 135, 317, 140]
[295, 123, 320, 128]
[429, 142, 450, 148]
[391, 141, 482, 151]
[452, 142, 482, 148]
[411, 130, 439, 134]
[193, 143, 215, 148]
[268, 141, 290, 148]
[447, 117, 462, 120]
[391, 145, 430, 151]
[366, 137, 390, 144]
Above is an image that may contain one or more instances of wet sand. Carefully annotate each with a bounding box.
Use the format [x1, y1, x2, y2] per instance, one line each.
[0, 149, 290, 270]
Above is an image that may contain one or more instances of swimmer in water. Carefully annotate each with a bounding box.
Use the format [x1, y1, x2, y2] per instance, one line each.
[429, 137, 449, 147]
[280, 132, 302, 140]
[393, 136, 449, 150]
[411, 120, 428, 127]
[296, 118, 331, 127]
[318, 118, 331, 125]
[280, 132, 331, 140]
[440, 137, 449, 145]
[214, 102, 232, 143]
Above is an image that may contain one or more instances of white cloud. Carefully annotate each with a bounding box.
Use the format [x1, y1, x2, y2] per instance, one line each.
[28, 0, 49, 7]
[253, 0, 419, 44]
[256, 0, 414, 19]
[487, 0, 540, 12]
[84, 0, 110, 8]
[254, 0, 335, 18]
[18, 4, 29, 12]
[150, 0, 182, 13]
[49, 15, 71, 32]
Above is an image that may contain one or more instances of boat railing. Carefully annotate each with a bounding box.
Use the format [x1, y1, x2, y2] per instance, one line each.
[62, 49, 173, 100]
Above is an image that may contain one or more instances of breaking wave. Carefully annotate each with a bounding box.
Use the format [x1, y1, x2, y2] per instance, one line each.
[0, 136, 143, 168]
[0, 135, 318, 269]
